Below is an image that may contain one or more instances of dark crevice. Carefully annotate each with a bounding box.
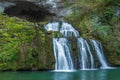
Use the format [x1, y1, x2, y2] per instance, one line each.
[4, 1, 56, 22]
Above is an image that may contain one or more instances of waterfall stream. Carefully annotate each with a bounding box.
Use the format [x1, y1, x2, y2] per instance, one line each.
[53, 38, 74, 70]
[77, 38, 94, 69]
[45, 22, 109, 71]
[90, 39, 109, 68]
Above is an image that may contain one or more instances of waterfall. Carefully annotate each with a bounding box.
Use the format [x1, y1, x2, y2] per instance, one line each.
[53, 38, 74, 70]
[45, 21, 109, 70]
[46, 0, 57, 8]
[45, 22, 79, 37]
[60, 22, 79, 37]
[45, 22, 78, 71]
[90, 39, 109, 68]
[77, 38, 94, 69]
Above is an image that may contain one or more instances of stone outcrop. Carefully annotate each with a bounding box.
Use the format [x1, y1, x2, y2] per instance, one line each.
[2, 1, 55, 22]
[0, 0, 74, 21]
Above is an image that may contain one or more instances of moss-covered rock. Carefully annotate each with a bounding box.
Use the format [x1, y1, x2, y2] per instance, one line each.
[0, 15, 55, 71]
[65, 0, 120, 66]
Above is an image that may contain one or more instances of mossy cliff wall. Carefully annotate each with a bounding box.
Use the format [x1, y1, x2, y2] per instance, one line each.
[0, 0, 120, 71]
[0, 15, 55, 71]
[65, 0, 120, 66]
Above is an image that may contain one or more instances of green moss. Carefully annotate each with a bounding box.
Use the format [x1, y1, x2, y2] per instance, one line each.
[65, 0, 120, 66]
[0, 15, 42, 70]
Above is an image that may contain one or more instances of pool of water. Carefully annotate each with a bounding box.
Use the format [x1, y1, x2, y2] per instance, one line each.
[0, 68, 120, 80]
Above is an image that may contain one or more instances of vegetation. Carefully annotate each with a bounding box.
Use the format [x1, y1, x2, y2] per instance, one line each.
[0, 15, 35, 70]
[0, 0, 120, 70]
[65, 0, 120, 65]
[0, 15, 54, 70]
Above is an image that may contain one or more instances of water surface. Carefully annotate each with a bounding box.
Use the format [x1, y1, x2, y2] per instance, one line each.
[0, 68, 120, 80]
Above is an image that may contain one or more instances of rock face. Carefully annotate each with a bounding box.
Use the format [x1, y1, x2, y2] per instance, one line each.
[0, 0, 74, 71]
[34, 0, 72, 18]
[19, 0, 73, 18]
[1, 0, 73, 21]
[4, 1, 56, 22]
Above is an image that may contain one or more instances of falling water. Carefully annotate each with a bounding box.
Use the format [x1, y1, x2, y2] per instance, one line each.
[77, 38, 94, 69]
[53, 38, 74, 70]
[45, 22, 79, 37]
[60, 22, 79, 37]
[45, 22, 78, 70]
[45, 21, 109, 70]
[90, 39, 109, 68]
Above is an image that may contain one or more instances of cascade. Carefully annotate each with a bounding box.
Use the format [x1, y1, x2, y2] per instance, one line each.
[53, 38, 74, 70]
[90, 39, 109, 68]
[77, 38, 94, 69]
[45, 22, 109, 71]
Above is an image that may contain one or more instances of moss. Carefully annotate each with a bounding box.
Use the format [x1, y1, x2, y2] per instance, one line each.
[0, 14, 55, 70]
[65, 0, 120, 66]
[0, 62, 17, 71]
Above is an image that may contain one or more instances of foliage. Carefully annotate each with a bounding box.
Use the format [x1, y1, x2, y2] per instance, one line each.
[65, 0, 120, 65]
[0, 0, 120, 70]
[0, 14, 55, 70]
[0, 15, 36, 70]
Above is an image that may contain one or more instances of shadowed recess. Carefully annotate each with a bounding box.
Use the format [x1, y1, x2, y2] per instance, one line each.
[4, 0, 56, 22]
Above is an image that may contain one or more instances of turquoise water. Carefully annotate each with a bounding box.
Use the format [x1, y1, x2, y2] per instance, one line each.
[0, 68, 120, 80]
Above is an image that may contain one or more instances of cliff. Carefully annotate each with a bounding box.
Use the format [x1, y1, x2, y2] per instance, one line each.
[0, 0, 120, 71]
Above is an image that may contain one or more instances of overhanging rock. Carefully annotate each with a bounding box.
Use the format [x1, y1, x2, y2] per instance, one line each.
[1, 0, 73, 21]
